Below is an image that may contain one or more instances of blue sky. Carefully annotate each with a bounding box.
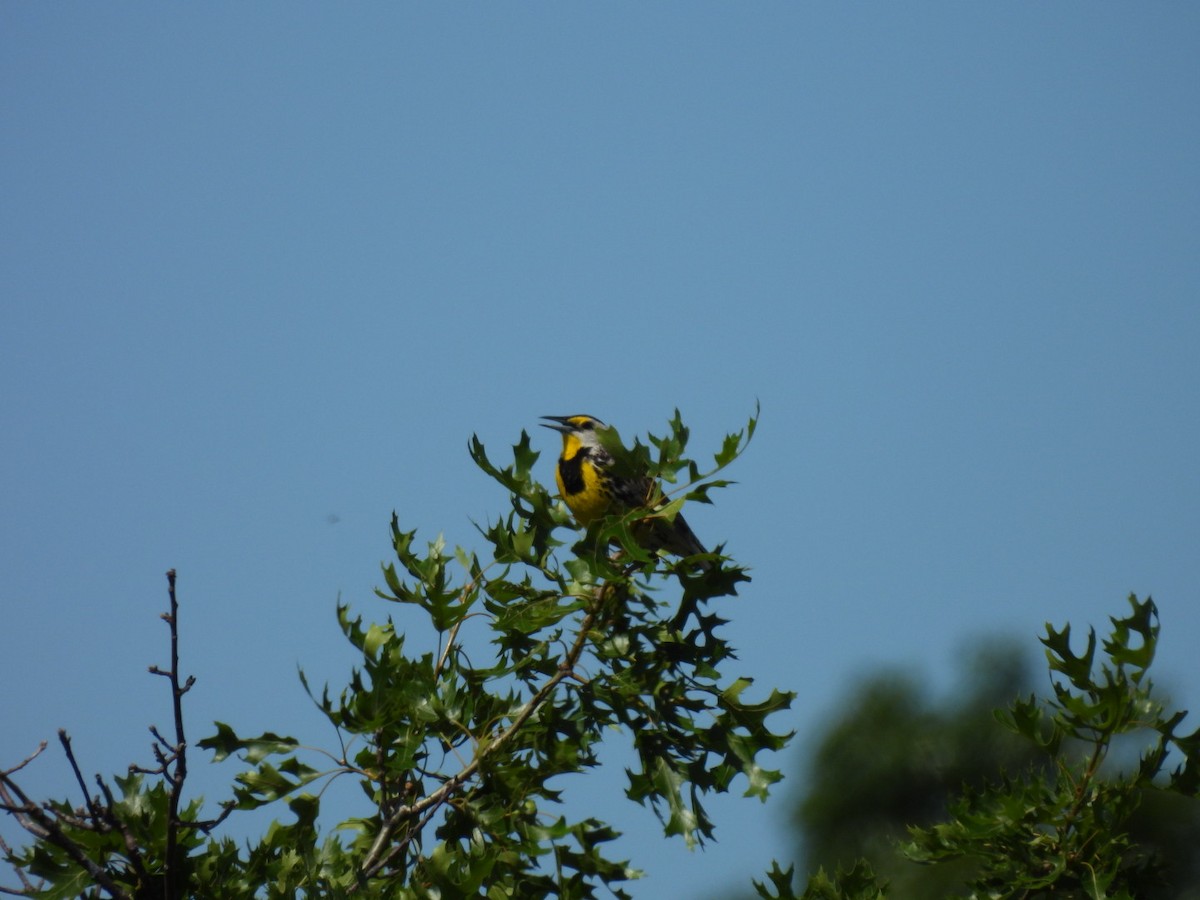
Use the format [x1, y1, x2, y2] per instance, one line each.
[3, 4, 1198, 896]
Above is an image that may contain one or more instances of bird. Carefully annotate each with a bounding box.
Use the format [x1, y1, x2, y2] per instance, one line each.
[540, 414, 711, 570]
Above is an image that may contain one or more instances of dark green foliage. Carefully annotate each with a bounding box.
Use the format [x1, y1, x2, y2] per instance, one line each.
[752, 861, 886, 900]
[793, 641, 1042, 897]
[3, 410, 795, 898]
[788, 596, 1200, 899]
[904, 596, 1200, 898]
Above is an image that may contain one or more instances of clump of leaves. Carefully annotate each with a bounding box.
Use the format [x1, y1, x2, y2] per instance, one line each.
[0, 409, 796, 899]
[904, 595, 1200, 899]
[203, 406, 793, 897]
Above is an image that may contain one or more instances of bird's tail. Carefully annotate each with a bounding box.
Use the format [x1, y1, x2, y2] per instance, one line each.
[656, 512, 712, 571]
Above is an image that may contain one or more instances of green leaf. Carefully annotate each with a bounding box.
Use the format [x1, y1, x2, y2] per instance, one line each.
[1102, 594, 1159, 678]
[199, 722, 300, 763]
[363, 621, 390, 658]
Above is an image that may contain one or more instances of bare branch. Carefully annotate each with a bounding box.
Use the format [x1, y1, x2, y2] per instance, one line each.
[190, 799, 236, 834]
[55, 731, 98, 821]
[0, 769, 50, 839]
[0, 742, 47, 779]
[161, 568, 187, 900]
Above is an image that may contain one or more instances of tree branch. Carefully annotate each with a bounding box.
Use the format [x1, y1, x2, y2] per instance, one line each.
[160, 569, 188, 900]
[356, 590, 606, 883]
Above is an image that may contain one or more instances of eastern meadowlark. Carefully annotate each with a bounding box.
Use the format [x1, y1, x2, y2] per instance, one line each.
[540, 414, 711, 570]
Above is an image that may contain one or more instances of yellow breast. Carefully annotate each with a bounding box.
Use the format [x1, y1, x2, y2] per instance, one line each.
[556, 440, 612, 525]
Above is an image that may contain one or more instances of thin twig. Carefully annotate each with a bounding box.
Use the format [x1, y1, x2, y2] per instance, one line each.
[162, 568, 187, 900]
[0, 832, 34, 892]
[190, 799, 236, 833]
[433, 572, 489, 681]
[56, 732, 98, 820]
[370, 794, 442, 881]
[94, 775, 149, 884]
[433, 617, 466, 680]
[0, 769, 49, 838]
[0, 742, 48, 779]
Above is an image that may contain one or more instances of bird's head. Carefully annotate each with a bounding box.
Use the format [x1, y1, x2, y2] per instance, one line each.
[540, 414, 609, 455]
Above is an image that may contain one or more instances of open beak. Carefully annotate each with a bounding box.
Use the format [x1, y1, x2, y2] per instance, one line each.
[540, 415, 573, 434]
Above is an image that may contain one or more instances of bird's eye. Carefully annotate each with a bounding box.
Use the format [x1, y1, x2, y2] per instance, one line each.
[579, 420, 593, 431]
